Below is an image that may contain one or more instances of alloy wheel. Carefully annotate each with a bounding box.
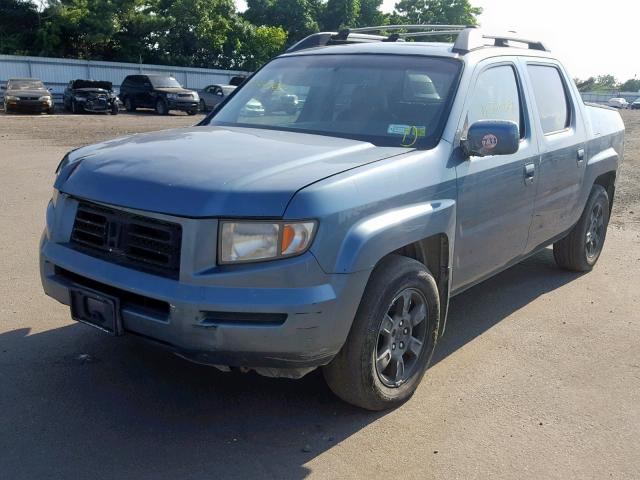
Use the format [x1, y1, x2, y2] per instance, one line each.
[375, 288, 428, 388]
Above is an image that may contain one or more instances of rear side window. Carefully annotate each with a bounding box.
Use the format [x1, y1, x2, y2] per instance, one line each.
[467, 65, 523, 137]
[527, 65, 571, 134]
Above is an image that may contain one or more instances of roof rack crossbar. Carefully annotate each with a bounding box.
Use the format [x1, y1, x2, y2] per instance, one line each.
[286, 25, 549, 54]
[453, 28, 548, 53]
[399, 30, 468, 38]
[348, 24, 467, 33]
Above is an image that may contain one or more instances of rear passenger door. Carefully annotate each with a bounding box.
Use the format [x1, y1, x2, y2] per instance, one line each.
[453, 60, 539, 290]
[523, 61, 587, 250]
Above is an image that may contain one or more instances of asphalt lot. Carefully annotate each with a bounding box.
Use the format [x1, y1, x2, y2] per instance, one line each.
[1, 110, 639, 479]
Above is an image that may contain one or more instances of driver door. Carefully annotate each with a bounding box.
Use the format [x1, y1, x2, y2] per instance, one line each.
[452, 60, 539, 291]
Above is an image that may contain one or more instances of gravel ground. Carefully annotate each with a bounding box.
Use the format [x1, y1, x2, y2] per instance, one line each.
[0, 110, 638, 479]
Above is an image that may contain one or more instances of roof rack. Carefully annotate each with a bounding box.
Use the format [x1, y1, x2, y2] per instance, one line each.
[286, 25, 549, 54]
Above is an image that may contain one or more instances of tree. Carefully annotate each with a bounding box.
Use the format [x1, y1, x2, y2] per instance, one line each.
[620, 78, 640, 92]
[0, 0, 40, 55]
[356, 0, 384, 26]
[323, 0, 360, 30]
[243, 0, 320, 42]
[392, 0, 481, 26]
[230, 23, 288, 71]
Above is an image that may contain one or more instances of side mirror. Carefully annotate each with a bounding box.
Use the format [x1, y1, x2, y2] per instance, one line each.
[461, 120, 519, 157]
[48, 88, 53, 92]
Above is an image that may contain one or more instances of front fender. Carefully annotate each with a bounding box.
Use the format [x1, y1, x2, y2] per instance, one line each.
[331, 199, 456, 274]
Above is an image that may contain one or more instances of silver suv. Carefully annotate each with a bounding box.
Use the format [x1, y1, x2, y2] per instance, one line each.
[40, 26, 624, 410]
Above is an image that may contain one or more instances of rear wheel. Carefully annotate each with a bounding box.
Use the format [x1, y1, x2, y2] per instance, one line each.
[323, 255, 440, 410]
[554, 184, 610, 271]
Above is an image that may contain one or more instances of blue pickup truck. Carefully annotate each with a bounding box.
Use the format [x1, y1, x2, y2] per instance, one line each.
[40, 26, 624, 410]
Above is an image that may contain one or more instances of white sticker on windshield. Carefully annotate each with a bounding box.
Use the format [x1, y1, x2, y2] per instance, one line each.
[387, 124, 426, 137]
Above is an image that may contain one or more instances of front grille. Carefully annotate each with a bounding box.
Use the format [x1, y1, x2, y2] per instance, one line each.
[178, 93, 192, 98]
[20, 96, 39, 100]
[70, 201, 182, 278]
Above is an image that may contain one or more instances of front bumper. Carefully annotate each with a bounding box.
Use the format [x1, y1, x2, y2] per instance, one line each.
[5, 99, 52, 112]
[167, 100, 198, 111]
[40, 195, 370, 369]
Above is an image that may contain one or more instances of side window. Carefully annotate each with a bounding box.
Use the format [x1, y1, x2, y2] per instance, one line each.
[468, 65, 523, 138]
[527, 65, 571, 134]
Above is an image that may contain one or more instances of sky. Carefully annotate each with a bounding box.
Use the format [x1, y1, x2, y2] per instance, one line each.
[236, 0, 639, 82]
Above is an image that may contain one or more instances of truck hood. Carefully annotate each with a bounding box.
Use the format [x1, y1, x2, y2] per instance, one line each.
[56, 126, 408, 217]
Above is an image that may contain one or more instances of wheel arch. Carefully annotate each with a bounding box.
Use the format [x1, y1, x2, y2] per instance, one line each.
[331, 200, 456, 337]
[593, 170, 616, 214]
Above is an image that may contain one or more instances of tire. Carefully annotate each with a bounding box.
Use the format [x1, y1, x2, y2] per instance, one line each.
[187, 108, 197, 116]
[71, 100, 82, 114]
[124, 97, 136, 112]
[200, 99, 207, 113]
[323, 255, 440, 411]
[48, 105, 55, 115]
[155, 98, 168, 115]
[553, 184, 610, 272]
[111, 103, 119, 115]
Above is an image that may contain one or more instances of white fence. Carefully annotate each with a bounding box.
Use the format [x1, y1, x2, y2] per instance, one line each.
[0, 54, 249, 103]
[581, 90, 640, 105]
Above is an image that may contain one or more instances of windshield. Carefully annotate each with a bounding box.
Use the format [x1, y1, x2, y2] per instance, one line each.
[8, 79, 45, 90]
[150, 77, 182, 88]
[207, 54, 461, 148]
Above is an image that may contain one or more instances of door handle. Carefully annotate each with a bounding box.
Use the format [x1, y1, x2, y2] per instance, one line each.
[524, 163, 535, 184]
[577, 148, 585, 164]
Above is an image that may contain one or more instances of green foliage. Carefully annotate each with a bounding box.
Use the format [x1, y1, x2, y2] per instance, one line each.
[1, 0, 488, 71]
[575, 75, 628, 92]
[0, 0, 40, 55]
[391, 0, 482, 26]
[243, 0, 321, 42]
[620, 78, 640, 92]
[323, 0, 360, 30]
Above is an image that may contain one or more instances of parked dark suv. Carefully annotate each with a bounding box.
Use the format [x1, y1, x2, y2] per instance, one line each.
[119, 74, 199, 115]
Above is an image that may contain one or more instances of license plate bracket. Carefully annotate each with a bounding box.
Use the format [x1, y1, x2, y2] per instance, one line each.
[70, 287, 123, 336]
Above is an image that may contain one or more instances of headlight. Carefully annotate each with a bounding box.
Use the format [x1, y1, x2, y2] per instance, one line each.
[39, 96, 51, 102]
[74, 95, 87, 101]
[219, 221, 316, 264]
[5, 95, 18, 101]
[192, 92, 199, 101]
[166, 93, 178, 100]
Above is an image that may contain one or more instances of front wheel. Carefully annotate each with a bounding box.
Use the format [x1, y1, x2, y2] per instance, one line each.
[71, 100, 82, 114]
[155, 98, 169, 115]
[200, 99, 207, 113]
[553, 184, 610, 271]
[323, 255, 440, 410]
[111, 102, 119, 115]
[124, 97, 136, 112]
[187, 108, 197, 116]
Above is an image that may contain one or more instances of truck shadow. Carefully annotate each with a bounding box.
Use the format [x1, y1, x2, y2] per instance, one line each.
[0, 248, 582, 479]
